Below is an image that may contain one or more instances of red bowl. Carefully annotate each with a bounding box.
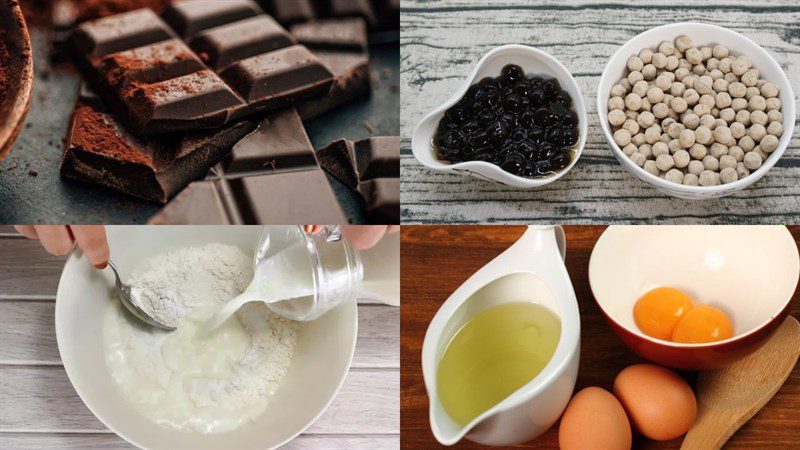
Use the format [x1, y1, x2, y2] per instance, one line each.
[589, 226, 799, 370]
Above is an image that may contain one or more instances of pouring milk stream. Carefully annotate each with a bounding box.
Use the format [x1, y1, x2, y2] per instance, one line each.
[203, 225, 399, 332]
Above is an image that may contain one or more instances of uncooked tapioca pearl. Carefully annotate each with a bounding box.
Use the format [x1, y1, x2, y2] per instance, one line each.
[767, 109, 782, 123]
[760, 82, 779, 98]
[658, 41, 675, 55]
[625, 93, 643, 110]
[730, 122, 746, 139]
[674, 68, 691, 82]
[639, 48, 654, 63]
[649, 102, 668, 119]
[741, 69, 760, 87]
[683, 89, 700, 105]
[719, 167, 738, 184]
[744, 86, 760, 100]
[622, 119, 639, 135]
[688, 159, 705, 175]
[699, 114, 716, 129]
[698, 93, 715, 108]
[713, 126, 735, 146]
[767, 121, 784, 137]
[608, 109, 626, 126]
[652, 52, 668, 68]
[611, 84, 627, 97]
[731, 57, 751, 76]
[710, 142, 728, 158]
[614, 129, 632, 146]
[731, 98, 748, 111]
[699, 170, 718, 186]
[765, 97, 781, 111]
[620, 78, 632, 90]
[642, 64, 657, 80]
[711, 45, 729, 59]
[743, 151, 762, 170]
[665, 168, 684, 184]
[708, 69, 723, 81]
[654, 75, 671, 90]
[693, 103, 711, 116]
[628, 71, 644, 85]
[689, 143, 707, 160]
[738, 135, 756, 151]
[736, 162, 750, 178]
[753, 146, 768, 160]
[692, 64, 706, 75]
[683, 75, 697, 89]
[622, 143, 638, 156]
[638, 144, 653, 158]
[678, 59, 692, 70]
[713, 118, 727, 130]
[683, 173, 700, 185]
[672, 149, 690, 168]
[700, 47, 713, 61]
[702, 155, 720, 171]
[645, 125, 661, 144]
[643, 159, 659, 175]
[733, 109, 750, 126]
[681, 112, 700, 129]
[712, 78, 729, 93]
[608, 96, 625, 111]
[685, 47, 703, 65]
[718, 57, 733, 73]
[632, 80, 648, 97]
[761, 134, 780, 152]
[663, 93, 674, 105]
[665, 55, 680, 71]
[749, 123, 766, 141]
[670, 81, 686, 97]
[632, 133, 647, 146]
[748, 95, 766, 111]
[675, 35, 693, 52]
[656, 153, 675, 171]
[728, 82, 746, 98]
[723, 72, 737, 83]
[719, 154, 737, 170]
[719, 107, 734, 123]
[668, 138, 682, 153]
[626, 109, 638, 119]
[727, 145, 744, 162]
[647, 86, 665, 103]
[711, 107, 720, 118]
[749, 110, 767, 126]
[651, 141, 668, 157]
[706, 57, 719, 70]
[667, 96, 687, 114]
[714, 92, 732, 109]
[692, 125, 711, 145]
[630, 151, 647, 166]
[636, 111, 655, 128]
[641, 97, 652, 111]
[627, 55, 644, 71]
[667, 122, 683, 138]
[679, 128, 696, 148]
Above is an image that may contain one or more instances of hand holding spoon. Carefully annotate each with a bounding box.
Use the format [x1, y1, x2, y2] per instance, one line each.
[681, 316, 800, 450]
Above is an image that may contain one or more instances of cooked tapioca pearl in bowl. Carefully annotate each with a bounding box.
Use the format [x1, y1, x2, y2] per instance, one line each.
[598, 23, 795, 199]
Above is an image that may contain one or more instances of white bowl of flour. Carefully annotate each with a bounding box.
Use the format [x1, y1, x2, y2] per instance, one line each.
[55, 226, 358, 449]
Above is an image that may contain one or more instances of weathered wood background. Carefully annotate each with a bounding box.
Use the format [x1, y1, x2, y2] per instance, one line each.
[0, 227, 400, 449]
[400, 0, 800, 224]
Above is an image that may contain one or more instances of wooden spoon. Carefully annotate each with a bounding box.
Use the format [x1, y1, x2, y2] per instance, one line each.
[681, 316, 800, 450]
[0, 0, 34, 162]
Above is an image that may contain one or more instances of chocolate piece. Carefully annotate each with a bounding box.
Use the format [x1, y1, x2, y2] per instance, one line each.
[60, 87, 256, 203]
[150, 169, 349, 224]
[353, 136, 400, 180]
[316, 139, 358, 189]
[69, 4, 334, 134]
[370, 0, 400, 29]
[162, 0, 263, 38]
[326, 0, 378, 28]
[359, 178, 399, 224]
[290, 18, 367, 52]
[218, 107, 318, 174]
[264, 0, 316, 24]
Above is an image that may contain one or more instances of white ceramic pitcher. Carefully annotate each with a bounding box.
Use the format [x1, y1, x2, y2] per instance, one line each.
[422, 226, 581, 446]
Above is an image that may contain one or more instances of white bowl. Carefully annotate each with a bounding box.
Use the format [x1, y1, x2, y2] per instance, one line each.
[55, 226, 358, 449]
[412, 44, 588, 189]
[598, 22, 796, 199]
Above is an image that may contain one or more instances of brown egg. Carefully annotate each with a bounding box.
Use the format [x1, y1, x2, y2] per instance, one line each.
[614, 364, 697, 440]
[559, 387, 632, 450]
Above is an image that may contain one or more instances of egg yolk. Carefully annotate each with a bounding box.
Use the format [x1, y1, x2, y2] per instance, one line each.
[633, 287, 694, 340]
[671, 305, 733, 343]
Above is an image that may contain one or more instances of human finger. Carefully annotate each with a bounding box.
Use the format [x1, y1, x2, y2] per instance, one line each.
[71, 226, 109, 269]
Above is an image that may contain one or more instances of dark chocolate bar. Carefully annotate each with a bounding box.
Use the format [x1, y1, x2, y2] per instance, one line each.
[60, 88, 256, 203]
[316, 136, 399, 189]
[359, 178, 399, 223]
[326, 0, 378, 28]
[263, 0, 316, 24]
[69, 3, 335, 134]
[315, 139, 358, 189]
[290, 18, 367, 52]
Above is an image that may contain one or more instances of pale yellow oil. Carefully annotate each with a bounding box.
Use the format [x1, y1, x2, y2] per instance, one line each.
[436, 302, 561, 426]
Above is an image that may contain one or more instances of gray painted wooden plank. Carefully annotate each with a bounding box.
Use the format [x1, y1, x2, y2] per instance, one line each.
[400, 0, 800, 224]
[0, 367, 399, 435]
[0, 301, 398, 368]
[0, 239, 65, 298]
[0, 432, 400, 449]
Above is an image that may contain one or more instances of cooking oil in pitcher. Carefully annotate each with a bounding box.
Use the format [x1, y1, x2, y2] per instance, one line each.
[437, 302, 561, 426]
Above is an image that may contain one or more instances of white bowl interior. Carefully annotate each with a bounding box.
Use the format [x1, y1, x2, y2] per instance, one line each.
[598, 23, 796, 197]
[55, 226, 357, 449]
[412, 45, 588, 188]
[590, 226, 799, 345]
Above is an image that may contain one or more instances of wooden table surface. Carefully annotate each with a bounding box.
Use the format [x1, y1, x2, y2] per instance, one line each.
[400, 0, 800, 224]
[400, 225, 800, 449]
[0, 226, 399, 449]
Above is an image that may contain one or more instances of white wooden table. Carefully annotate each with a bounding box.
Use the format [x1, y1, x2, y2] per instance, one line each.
[400, 0, 800, 224]
[0, 227, 399, 449]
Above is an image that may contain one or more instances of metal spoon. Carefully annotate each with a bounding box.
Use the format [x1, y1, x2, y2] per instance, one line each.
[107, 261, 176, 332]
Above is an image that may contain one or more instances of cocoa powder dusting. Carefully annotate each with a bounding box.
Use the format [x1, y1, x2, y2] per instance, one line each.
[73, 103, 152, 165]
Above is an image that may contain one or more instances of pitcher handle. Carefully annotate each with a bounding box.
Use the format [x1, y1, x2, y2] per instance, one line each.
[521, 225, 567, 262]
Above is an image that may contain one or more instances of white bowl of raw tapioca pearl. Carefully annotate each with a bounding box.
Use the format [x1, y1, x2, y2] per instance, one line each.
[597, 23, 795, 200]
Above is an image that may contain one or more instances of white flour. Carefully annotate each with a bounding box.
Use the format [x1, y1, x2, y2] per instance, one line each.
[104, 243, 297, 433]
